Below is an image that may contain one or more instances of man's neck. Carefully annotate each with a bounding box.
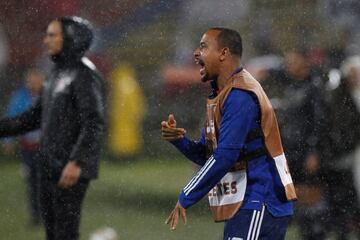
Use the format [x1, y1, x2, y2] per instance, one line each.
[217, 61, 241, 89]
[292, 68, 310, 81]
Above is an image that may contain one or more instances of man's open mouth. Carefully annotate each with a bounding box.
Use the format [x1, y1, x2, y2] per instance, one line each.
[195, 59, 205, 75]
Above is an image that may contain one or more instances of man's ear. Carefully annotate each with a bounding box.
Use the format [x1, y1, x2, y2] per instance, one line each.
[219, 47, 229, 61]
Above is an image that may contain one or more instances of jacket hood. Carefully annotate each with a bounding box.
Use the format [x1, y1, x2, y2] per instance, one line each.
[52, 16, 93, 65]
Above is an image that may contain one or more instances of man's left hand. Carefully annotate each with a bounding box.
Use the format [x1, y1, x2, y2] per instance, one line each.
[165, 201, 187, 231]
[58, 161, 81, 188]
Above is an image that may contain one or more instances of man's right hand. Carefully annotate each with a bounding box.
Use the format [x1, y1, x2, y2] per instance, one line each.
[161, 114, 186, 141]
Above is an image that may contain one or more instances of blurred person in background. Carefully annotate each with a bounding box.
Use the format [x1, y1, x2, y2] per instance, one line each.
[273, 49, 328, 240]
[107, 64, 145, 158]
[320, 55, 360, 239]
[0, 16, 105, 240]
[162, 28, 296, 240]
[245, 54, 286, 99]
[2, 68, 44, 226]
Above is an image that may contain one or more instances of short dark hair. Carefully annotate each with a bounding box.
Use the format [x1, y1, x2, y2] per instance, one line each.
[210, 27, 243, 57]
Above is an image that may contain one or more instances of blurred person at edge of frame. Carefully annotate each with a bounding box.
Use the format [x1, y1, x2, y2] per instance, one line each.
[0, 16, 105, 240]
[2, 68, 44, 226]
[262, 49, 329, 240]
[320, 55, 360, 239]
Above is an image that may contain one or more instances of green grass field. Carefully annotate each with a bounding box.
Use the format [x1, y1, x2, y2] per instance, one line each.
[0, 157, 300, 240]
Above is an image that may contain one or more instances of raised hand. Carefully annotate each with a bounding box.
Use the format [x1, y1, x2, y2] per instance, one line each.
[161, 114, 186, 141]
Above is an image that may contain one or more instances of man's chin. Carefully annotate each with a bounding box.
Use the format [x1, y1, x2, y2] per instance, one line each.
[49, 52, 62, 61]
[200, 74, 211, 82]
[48, 49, 61, 57]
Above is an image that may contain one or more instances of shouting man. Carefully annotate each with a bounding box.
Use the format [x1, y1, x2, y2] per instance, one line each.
[162, 28, 296, 240]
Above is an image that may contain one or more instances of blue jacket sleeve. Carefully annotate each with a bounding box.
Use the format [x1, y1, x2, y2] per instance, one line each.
[3, 88, 31, 143]
[178, 89, 259, 208]
[170, 129, 207, 166]
[0, 97, 42, 138]
[5, 89, 30, 117]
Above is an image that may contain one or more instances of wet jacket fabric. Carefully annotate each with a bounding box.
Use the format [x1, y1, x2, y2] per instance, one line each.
[275, 73, 327, 183]
[321, 80, 360, 167]
[0, 17, 105, 181]
[0, 58, 105, 180]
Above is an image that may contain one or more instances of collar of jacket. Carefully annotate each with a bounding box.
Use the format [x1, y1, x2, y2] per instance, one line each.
[208, 66, 243, 99]
[51, 51, 83, 68]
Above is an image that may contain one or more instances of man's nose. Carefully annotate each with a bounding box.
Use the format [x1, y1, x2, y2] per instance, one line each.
[193, 48, 200, 57]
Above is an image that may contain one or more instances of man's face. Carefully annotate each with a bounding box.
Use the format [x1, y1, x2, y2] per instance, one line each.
[44, 20, 63, 56]
[285, 52, 307, 78]
[194, 30, 222, 82]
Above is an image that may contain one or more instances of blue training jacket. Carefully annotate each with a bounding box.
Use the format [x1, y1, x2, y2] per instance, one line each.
[171, 89, 293, 217]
